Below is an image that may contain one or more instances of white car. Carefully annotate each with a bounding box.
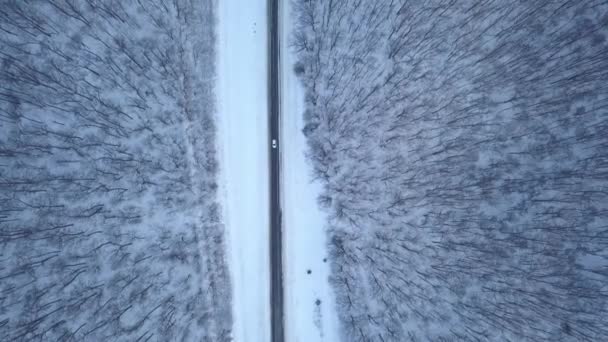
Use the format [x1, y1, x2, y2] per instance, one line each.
[272, 139, 278, 149]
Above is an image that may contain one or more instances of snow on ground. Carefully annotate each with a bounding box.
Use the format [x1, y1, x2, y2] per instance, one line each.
[216, 1, 270, 341]
[281, 1, 341, 341]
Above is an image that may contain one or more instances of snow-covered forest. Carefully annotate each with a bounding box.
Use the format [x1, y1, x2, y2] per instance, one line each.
[0, 1, 231, 341]
[292, 0, 608, 341]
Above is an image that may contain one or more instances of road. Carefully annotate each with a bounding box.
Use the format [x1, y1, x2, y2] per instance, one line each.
[269, 0, 284, 341]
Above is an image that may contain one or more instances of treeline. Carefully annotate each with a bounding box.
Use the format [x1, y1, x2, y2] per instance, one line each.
[0, 1, 230, 341]
[292, 0, 608, 340]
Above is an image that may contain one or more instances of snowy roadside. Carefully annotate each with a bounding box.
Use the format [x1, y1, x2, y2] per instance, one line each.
[216, 0, 270, 341]
[280, 0, 342, 341]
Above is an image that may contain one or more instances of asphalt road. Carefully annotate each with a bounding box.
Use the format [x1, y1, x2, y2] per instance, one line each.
[269, 0, 284, 341]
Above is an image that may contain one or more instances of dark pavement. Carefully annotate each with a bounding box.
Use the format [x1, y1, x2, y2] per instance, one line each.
[269, 0, 284, 341]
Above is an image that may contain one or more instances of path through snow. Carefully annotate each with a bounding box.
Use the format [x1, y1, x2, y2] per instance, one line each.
[281, 0, 341, 340]
[217, 1, 270, 341]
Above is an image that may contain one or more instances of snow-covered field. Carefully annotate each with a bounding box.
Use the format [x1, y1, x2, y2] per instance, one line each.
[216, 1, 270, 341]
[281, 1, 341, 341]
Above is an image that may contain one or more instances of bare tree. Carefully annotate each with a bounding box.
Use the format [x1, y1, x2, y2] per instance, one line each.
[0, 1, 231, 341]
[292, 0, 608, 340]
